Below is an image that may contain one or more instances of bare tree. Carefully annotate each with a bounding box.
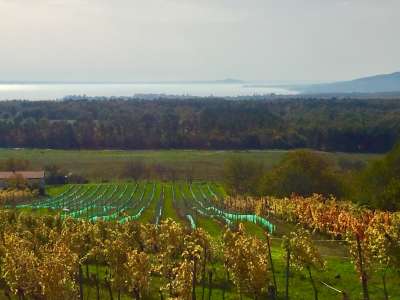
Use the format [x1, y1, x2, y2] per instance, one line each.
[123, 160, 147, 181]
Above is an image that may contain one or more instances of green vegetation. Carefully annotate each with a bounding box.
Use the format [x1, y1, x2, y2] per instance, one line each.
[222, 157, 263, 195]
[162, 184, 180, 222]
[222, 150, 347, 198]
[0, 96, 399, 298]
[221, 144, 400, 210]
[0, 98, 399, 152]
[0, 148, 379, 181]
[38, 181, 274, 235]
[354, 143, 400, 210]
[1, 203, 399, 300]
[260, 150, 345, 198]
[0, 178, 397, 299]
[139, 183, 160, 223]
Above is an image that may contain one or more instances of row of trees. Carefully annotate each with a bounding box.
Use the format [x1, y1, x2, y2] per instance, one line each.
[223, 151, 346, 198]
[223, 142, 400, 211]
[0, 98, 399, 152]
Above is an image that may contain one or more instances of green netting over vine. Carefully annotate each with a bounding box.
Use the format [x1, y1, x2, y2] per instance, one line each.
[13, 182, 276, 233]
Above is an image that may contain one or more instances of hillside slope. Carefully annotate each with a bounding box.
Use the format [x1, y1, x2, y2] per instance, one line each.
[301, 71, 400, 93]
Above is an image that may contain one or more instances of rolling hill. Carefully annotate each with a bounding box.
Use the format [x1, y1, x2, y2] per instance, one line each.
[300, 71, 400, 94]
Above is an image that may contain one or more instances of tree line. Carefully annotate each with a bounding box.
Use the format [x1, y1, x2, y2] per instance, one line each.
[0, 98, 399, 152]
[223, 143, 400, 211]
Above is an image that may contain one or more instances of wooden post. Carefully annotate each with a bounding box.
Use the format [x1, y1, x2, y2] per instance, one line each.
[208, 270, 213, 300]
[266, 233, 277, 296]
[285, 247, 290, 300]
[78, 265, 84, 300]
[356, 235, 369, 300]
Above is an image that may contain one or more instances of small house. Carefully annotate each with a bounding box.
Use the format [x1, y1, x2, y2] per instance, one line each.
[0, 171, 45, 189]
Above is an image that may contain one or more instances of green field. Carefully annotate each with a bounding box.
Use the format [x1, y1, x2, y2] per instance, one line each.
[0, 148, 381, 181]
[25, 181, 271, 234]
[9, 181, 400, 300]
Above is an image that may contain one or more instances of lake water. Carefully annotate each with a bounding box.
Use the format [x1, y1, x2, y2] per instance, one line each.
[0, 83, 297, 100]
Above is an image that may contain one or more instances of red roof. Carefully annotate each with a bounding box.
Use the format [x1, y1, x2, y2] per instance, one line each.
[0, 171, 45, 180]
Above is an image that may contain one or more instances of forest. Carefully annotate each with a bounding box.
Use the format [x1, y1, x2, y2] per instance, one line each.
[0, 97, 399, 152]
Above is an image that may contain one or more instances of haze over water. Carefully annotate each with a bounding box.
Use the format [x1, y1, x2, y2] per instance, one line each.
[0, 83, 297, 100]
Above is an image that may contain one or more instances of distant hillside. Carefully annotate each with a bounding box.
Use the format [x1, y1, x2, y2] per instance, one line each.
[300, 71, 400, 94]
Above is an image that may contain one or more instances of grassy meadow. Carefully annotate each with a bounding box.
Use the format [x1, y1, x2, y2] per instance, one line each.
[0, 148, 381, 181]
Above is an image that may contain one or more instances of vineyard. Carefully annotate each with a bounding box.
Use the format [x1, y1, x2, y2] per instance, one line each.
[0, 182, 399, 300]
[17, 182, 275, 233]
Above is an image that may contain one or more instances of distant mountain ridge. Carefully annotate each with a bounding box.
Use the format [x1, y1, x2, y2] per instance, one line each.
[300, 71, 400, 94]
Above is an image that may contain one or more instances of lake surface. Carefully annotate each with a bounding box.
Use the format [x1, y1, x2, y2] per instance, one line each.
[0, 83, 297, 100]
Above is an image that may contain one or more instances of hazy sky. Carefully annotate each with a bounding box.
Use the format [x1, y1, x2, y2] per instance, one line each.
[1, 0, 399, 82]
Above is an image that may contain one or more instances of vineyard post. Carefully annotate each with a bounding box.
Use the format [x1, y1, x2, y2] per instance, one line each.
[93, 274, 100, 300]
[4, 289, 11, 300]
[86, 284, 92, 300]
[208, 270, 213, 300]
[202, 246, 207, 300]
[78, 264, 84, 300]
[356, 235, 369, 300]
[266, 232, 277, 297]
[382, 266, 389, 300]
[17, 289, 25, 300]
[158, 288, 164, 300]
[285, 247, 290, 300]
[222, 270, 228, 300]
[83, 262, 88, 282]
[105, 276, 114, 300]
[306, 266, 318, 300]
[192, 257, 198, 300]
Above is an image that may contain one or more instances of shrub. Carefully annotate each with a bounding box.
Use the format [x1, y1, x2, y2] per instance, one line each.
[356, 143, 400, 210]
[223, 157, 263, 196]
[260, 150, 344, 198]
